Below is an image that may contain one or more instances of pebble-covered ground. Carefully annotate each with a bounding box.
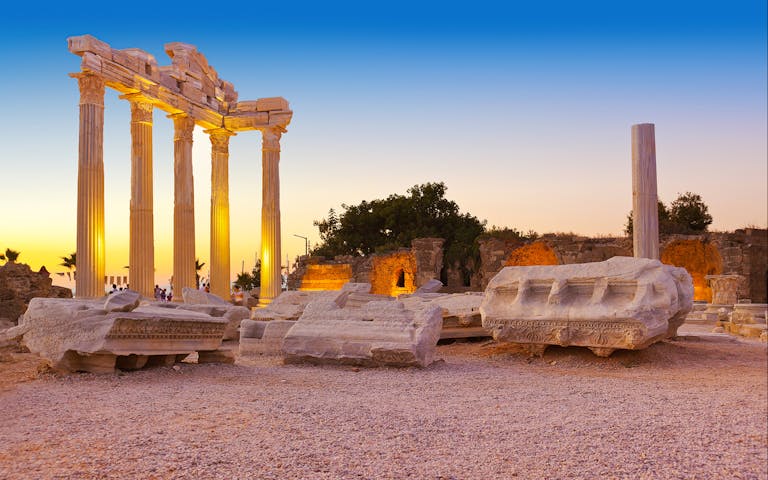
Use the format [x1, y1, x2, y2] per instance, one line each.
[1, 326, 766, 479]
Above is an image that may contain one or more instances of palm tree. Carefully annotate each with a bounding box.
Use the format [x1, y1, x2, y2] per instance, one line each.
[3, 248, 19, 263]
[195, 258, 206, 288]
[60, 252, 76, 281]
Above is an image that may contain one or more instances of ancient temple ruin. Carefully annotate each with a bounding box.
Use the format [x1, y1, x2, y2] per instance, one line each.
[68, 35, 292, 304]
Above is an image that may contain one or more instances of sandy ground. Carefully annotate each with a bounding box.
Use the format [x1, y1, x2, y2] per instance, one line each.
[0, 325, 766, 480]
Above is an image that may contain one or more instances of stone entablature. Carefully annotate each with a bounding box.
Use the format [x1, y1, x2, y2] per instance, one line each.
[68, 35, 291, 131]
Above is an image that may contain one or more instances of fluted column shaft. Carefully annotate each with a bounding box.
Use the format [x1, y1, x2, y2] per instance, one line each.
[259, 128, 283, 305]
[128, 97, 154, 297]
[173, 115, 196, 300]
[74, 73, 106, 298]
[632, 123, 659, 259]
[208, 129, 234, 299]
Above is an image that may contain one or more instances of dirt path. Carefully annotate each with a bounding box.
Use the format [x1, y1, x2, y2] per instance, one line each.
[1, 328, 765, 479]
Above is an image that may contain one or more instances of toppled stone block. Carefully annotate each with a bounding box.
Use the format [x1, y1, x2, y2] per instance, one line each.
[400, 292, 489, 339]
[182, 287, 230, 305]
[282, 301, 442, 367]
[104, 289, 141, 312]
[20, 298, 228, 373]
[415, 279, 443, 294]
[239, 319, 296, 356]
[480, 256, 693, 357]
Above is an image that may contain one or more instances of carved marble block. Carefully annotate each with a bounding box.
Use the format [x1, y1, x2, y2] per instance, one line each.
[20, 297, 227, 373]
[480, 256, 693, 357]
[282, 300, 442, 368]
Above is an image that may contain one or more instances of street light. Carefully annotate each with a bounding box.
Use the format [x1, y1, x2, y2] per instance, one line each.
[293, 234, 309, 256]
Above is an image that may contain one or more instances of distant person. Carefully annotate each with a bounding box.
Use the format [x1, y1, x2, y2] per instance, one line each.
[167, 292, 173, 302]
[110, 283, 117, 294]
[161, 289, 167, 302]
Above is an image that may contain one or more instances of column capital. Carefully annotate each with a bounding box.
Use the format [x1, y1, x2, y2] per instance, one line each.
[206, 128, 235, 154]
[71, 72, 105, 106]
[171, 114, 195, 142]
[126, 96, 154, 124]
[261, 127, 283, 152]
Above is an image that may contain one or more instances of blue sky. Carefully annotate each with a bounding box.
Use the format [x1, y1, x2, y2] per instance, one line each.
[0, 1, 765, 285]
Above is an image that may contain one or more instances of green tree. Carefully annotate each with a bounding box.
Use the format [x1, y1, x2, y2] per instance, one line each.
[669, 192, 713, 233]
[233, 260, 261, 291]
[624, 193, 712, 235]
[312, 182, 486, 269]
[60, 252, 77, 281]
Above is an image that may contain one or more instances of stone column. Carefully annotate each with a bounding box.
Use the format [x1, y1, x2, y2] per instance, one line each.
[631, 123, 659, 259]
[73, 73, 106, 298]
[126, 96, 154, 298]
[259, 128, 283, 305]
[172, 114, 196, 300]
[208, 128, 234, 299]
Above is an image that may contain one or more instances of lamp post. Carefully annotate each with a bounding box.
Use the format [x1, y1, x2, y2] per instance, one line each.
[293, 234, 309, 256]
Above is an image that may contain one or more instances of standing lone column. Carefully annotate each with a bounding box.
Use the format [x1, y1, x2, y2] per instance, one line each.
[259, 128, 284, 305]
[126, 95, 155, 297]
[172, 114, 196, 300]
[632, 123, 659, 259]
[73, 73, 106, 298]
[208, 128, 234, 299]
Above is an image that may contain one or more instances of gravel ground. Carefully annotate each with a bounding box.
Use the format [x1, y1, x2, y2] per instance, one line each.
[0, 326, 766, 479]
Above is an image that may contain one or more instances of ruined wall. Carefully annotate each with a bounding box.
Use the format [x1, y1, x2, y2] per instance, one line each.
[289, 229, 767, 303]
[660, 238, 722, 302]
[299, 264, 353, 291]
[0, 262, 73, 324]
[476, 230, 766, 303]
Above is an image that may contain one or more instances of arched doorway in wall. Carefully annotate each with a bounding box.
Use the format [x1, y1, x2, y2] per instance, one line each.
[505, 241, 560, 267]
[661, 239, 722, 302]
[395, 269, 405, 288]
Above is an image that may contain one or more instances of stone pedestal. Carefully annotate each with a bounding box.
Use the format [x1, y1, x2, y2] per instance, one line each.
[127, 96, 155, 298]
[208, 129, 234, 300]
[172, 115, 196, 300]
[631, 123, 659, 260]
[259, 128, 283, 305]
[73, 73, 106, 298]
[706, 274, 745, 305]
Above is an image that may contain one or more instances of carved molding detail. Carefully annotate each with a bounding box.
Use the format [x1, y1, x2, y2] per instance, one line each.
[130, 100, 153, 124]
[208, 129, 233, 154]
[77, 74, 105, 105]
[106, 318, 226, 340]
[262, 128, 282, 152]
[173, 115, 195, 142]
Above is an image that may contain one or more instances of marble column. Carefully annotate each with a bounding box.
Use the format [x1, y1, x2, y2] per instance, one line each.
[631, 123, 659, 260]
[74, 73, 106, 298]
[259, 128, 283, 305]
[172, 114, 196, 300]
[208, 128, 234, 299]
[126, 96, 154, 297]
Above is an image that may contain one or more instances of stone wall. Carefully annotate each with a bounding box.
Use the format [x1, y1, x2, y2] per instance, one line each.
[288, 229, 767, 303]
[0, 262, 73, 324]
[299, 264, 353, 291]
[474, 229, 766, 303]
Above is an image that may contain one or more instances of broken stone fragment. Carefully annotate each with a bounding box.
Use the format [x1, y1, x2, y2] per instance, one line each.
[480, 256, 693, 357]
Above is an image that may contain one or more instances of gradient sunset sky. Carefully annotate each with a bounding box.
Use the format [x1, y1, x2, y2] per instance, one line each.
[0, 1, 765, 290]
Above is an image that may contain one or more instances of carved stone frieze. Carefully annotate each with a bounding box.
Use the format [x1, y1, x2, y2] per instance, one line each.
[75, 73, 105, 105]
[480, 256, 694, 357]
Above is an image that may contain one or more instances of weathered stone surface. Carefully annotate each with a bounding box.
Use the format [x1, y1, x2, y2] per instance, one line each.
[282, 300, 442, 367]
[251, 290, 338, 321]
[20, 298, 227, 373]
[182, 287, 231, 305]
[706, 275, 745, 305]
[222, 306, 250, 340]
[415, 279, 443, 294]
[400, 292, 488, 339]
[239, 319, 296, 356]
[0, 262, 72, 324]
[480, 256, 693, 357]
[103, 289, 141, 312]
